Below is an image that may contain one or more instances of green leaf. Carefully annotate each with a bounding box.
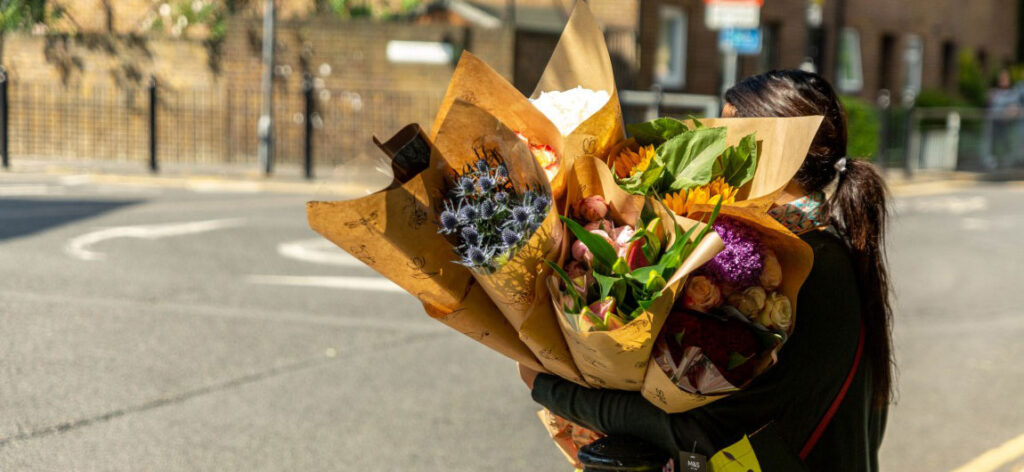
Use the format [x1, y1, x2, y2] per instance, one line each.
[612, 257, 631, 276]
[626, 118, 689, 145]
[719, 133, 759, 188]
[561, 216, 618, 271]
[726, 352, 755, 370]
[544, 259, 583, 313]
[616, 159, 665, 195]
[658, 127, 728, 192]
[592, 272, 620, 300]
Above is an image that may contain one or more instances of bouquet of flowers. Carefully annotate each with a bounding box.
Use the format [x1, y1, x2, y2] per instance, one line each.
[640, 207, 813, 413]
[430, 2, 624, 205]
[544, 155, 724, 389]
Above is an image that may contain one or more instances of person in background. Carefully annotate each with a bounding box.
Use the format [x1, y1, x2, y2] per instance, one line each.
[519, 70, 893, 471]
[982, 67, 1024, 169]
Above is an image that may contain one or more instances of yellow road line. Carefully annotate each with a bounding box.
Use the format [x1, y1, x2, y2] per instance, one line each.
[952, 431, 1024, 472]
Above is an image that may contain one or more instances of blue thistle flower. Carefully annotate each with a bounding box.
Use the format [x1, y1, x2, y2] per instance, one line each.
[494, 191, 509, 205]
[439, 210, 459, 233]
[478, 176, 496, 193]
[475, 159, 490, 173]
[456, 177, 476, 196]
[465, 246, 489, 266]
[495, 164, 509, 180]
[478, 200, 495, 219]
[511, 206, 531, 226]
[461, 225, 481, 246]
[500, 228, 521, 248]
[532, 195, 551, 213]
[458, 204, 479, 224]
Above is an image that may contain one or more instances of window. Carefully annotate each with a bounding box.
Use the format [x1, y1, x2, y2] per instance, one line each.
[879, 34, 895, 92]
[941, 41, 957, 88]
[655, 5, 687, 88]
[758, 22, 781, 72]
[836, 28, 863, 93]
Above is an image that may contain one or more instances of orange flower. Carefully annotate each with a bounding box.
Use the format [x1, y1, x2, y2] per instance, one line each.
[610, 143, 656, 179]
[661, 177, 738, 216]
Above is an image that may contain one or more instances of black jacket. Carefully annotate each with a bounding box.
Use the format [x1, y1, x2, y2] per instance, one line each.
[531, 229, 888, 471]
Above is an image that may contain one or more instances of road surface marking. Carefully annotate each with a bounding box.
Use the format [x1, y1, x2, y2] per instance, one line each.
[952, 431, 1024, 472]
[0, 184, 58, 196]
[277, 238, 363, 267]
[187, 180, 263, 193]
[245, 275, 403, 292]
[65, 218, 246, 261]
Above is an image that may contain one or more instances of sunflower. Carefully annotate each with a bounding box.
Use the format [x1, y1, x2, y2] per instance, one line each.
[610, 143, 656, 179]
[662, 177, 738, 216]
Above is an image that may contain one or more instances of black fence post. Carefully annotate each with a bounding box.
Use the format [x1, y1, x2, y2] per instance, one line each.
[148, 76, 158, 173]
[303, 73, 314, 180]
[1, 66, 9, 170]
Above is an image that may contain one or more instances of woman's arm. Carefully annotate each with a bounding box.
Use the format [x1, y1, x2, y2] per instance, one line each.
[528, 231, 864, 456]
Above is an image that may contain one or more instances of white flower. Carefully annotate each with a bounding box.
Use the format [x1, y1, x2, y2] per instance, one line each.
[530, 86, 610, 136]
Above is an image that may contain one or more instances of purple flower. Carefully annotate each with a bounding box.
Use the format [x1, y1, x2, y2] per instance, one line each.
[439, 210, 459, 233]
[705, 218, 764, 288]
[461, 225, 481, 246]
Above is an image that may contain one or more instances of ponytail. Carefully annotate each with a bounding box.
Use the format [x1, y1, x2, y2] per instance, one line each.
[827, 159, 894, 408]
[726, 70, 895, 407]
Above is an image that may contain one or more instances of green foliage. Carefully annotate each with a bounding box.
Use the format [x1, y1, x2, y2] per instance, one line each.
[914, 88, 969, 108]
[322, 0, 422, 19]
[958, 50, 988, 107]
[838, 95, 880, 160]
[619, 117, 757, 195]
[0, 0, 62, 33]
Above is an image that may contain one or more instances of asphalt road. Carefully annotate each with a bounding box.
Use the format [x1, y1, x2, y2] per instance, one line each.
[1, 172, 1022, 471]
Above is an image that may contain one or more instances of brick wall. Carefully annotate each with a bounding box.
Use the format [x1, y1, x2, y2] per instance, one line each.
[1, 18, 513, 166]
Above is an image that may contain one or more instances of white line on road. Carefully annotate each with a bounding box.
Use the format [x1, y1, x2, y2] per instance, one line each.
[245, 275, 403, 292]
[0, 184, 60, 196]
[65, 218, 246, 261]
[277, 238, 364, 267]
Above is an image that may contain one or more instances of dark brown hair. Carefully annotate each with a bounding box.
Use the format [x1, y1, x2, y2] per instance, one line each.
[725, 70, 893, 407]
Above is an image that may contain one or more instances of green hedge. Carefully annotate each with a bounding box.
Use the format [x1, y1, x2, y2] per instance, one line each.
[839, 95, 880, 160]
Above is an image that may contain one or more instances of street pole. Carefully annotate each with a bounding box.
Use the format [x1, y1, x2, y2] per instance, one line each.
[0, 66, 8, 170]
[721, 48, 738, 97]
[257, 0, 275, 176]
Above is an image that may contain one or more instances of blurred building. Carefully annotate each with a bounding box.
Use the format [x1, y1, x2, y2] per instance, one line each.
[454, 0, 1019, 102]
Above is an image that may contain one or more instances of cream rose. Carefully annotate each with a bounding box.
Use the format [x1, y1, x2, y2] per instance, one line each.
[760, 250, 783, 290]
[683, 275, 723, 312]
[757, 292, 793, 332]
[727, 286, 767, 318]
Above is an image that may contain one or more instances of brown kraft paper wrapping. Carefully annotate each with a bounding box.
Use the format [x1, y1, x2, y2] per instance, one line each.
[306, 126, 544, 372]
[429, 100, 585, 384]
[548, 156, 724, 390]
[682, 116, 825, 202]
[429, 52, 569, 200]
[532, 1, 625, 185]
[641, 198, 814, 413]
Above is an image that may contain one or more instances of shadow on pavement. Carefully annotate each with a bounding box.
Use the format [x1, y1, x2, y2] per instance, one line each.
[0, 198, 142, 242]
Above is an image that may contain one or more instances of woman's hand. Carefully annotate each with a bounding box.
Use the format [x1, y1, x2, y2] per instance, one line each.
[518, 363, 541, 390]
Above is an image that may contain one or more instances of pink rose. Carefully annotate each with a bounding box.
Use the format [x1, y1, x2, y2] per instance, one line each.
[611, 225, 636, 257]
[577, 195, 609, 222]
[683, 275, 723, 312]
[584, 219, 615, 234]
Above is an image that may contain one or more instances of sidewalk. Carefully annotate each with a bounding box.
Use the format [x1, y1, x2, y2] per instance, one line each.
[2, 158, 392, 197]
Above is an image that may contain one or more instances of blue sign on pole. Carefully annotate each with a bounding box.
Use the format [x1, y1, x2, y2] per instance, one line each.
[718, 28, 763, 55]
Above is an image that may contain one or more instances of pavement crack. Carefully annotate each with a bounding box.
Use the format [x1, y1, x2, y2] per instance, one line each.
[0, 332, 446, 447]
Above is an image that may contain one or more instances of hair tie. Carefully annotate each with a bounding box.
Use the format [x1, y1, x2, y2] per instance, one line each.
[834, 157, 848, 175]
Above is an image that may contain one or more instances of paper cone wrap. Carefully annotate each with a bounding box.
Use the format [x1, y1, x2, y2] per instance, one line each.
[532, 1, 625, 195]
[641, 198, 814, 413]
[307, 126, 543, 372]
[548, 156, 723, 389]
[430, 100, 585, 384]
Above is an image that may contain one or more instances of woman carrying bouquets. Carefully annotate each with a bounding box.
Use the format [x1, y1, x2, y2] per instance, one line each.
[520, 70, 893, 471]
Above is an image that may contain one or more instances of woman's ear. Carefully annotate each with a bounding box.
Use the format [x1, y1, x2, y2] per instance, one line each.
[721, 102, 738, 118]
